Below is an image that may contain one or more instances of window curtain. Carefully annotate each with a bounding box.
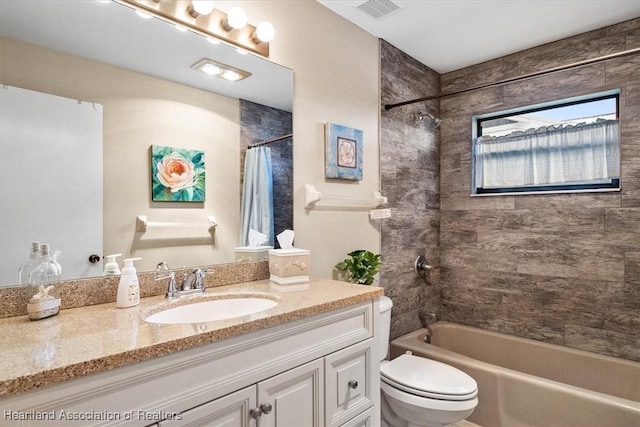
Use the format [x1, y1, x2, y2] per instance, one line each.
[239, 147, 274, 246]
[474, 119, 620, 189]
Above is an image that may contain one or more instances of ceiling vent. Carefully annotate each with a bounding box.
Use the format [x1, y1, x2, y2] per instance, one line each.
[352, 0, 406, 19]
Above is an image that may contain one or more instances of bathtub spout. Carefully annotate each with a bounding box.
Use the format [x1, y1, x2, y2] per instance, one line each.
[418, 309, 438, 327]
[424, 327, 432, 344]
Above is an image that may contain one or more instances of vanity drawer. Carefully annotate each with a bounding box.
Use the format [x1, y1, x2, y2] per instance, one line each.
[325, 338, 374, 427]
[340, 406, 374, 427]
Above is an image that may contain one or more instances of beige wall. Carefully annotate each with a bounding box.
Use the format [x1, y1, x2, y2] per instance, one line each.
[1, 1, 381, 280]
[242, 1, 381, 278]
[1, 36, 241, 274]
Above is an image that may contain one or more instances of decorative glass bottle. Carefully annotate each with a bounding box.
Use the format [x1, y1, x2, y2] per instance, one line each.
[27, 243, 61, 320]
[18, 241, 41, 285]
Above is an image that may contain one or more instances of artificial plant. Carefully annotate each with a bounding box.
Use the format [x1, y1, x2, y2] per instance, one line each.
[335, 250, 381, 285]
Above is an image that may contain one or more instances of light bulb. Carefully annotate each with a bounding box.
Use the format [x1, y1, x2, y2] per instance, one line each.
[255, 22, 275, 43]
[222, 70, 241, 81]
[225, 7, 247, 30]
[201, 63, 223, 76]
[191, 1, 214, 16]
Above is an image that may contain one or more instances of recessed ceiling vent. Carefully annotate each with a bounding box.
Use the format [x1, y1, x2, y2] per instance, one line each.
[352, 0, 406, 19]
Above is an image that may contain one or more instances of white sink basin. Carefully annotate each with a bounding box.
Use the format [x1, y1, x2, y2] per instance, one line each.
[144, 296, 278, 325]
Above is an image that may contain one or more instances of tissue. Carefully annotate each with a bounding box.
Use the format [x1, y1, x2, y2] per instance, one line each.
[277, 229, 295, 249]
[235, 229, 273, 262]
[269, 230, 310, 285]
[248, 229, 268, 247]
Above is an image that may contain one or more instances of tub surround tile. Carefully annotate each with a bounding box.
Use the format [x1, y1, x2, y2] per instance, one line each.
[434, 17, 640, 362]
[380, 40, 441, 341]
[0, 277, 382, 398]
[565, 324, 640, 360]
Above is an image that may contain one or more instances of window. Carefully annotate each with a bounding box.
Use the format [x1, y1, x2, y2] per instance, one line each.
[472, 90, 620, 195]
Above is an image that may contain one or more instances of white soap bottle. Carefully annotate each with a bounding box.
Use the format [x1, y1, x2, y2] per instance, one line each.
[117, 257, 141, 308]
[103, 254, 122, 276]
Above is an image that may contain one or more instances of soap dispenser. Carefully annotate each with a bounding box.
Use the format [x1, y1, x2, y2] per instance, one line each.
[104, 254, 122, 276]
[117, 257, 141, 308]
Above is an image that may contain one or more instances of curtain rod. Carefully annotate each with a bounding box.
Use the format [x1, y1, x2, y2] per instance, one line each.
[248, 133, 293, 149]
[384, 47, 640, 111]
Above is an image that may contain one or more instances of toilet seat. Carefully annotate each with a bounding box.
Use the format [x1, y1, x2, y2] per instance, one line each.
[380, 354, 478, 401]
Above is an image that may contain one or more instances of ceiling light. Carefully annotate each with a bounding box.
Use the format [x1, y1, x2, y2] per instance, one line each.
[223, 7, 247, 31]
[191, 58, 251, 81]
[201, 63, 223, 76]
[221, 70, 241, 81]
[191, 1, 214, 16]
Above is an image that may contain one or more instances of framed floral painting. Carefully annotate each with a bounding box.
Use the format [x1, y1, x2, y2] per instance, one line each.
[325, 123, 363, 180]
[151, 145, 205, 202]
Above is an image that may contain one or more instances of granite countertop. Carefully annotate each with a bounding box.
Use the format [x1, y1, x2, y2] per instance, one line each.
[0, 277, 383, 399]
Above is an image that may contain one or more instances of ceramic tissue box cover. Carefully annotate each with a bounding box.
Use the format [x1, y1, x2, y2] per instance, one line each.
[269, 248, 310, 285]
[235, 246, 274, 262]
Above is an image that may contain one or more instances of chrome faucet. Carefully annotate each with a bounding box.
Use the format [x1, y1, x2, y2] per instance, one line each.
[156, 264, 206, 299]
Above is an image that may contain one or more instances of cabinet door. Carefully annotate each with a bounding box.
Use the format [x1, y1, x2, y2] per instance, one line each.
[325, 339, 373, 427]
[257, 359, 324, 427]
[159, 385, 256, 427]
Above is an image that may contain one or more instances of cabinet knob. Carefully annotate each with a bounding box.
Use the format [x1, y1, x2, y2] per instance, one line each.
[88, 254, 101, 264]
[260, 403, 272, 414]
[348, 380, 359, 389]
[249, 403, 273, 419]
[249, 408, 262, 420]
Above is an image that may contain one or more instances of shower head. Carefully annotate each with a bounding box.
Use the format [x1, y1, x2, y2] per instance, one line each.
[415, 112, 442, 129]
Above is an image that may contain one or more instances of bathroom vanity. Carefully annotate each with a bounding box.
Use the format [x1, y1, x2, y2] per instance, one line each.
[0, 278, 382, 427]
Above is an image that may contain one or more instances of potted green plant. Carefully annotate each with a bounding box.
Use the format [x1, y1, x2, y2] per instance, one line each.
[335, 250, 381, 285]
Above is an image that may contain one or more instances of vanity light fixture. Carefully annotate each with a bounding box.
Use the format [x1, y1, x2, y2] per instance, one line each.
[114, 0, 273, 57]
[191, 58, 251, 82]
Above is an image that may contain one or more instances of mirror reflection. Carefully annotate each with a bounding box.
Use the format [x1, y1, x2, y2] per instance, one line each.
[0, 0, 293, 286]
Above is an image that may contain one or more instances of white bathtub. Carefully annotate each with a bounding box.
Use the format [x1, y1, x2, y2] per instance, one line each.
[390, 321, 640, 427]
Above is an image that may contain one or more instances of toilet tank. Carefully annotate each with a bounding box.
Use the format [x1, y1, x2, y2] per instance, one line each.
[379, 295, 393, 361]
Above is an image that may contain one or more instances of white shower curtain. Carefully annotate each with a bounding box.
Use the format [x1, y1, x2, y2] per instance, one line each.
[240, 147, 274, 246]
[475, 119, 620, 189]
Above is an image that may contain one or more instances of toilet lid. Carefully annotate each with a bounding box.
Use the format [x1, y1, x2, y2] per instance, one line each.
[380, 354, 477, 400]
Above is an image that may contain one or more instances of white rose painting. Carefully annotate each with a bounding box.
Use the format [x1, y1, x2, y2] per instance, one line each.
[151, 145, 205, 202]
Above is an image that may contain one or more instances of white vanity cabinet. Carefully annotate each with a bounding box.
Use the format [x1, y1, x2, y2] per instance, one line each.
[2, 299, 380, 427]
[159, 337, 375, 427]
[161, 358, 324, 427]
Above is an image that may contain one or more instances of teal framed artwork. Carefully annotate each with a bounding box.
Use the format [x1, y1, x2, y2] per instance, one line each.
[325, 123, 363, 180]
[151, 145, 205, 202]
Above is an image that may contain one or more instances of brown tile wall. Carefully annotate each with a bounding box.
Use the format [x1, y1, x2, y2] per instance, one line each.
[380, 40, 442, 340]
[438, 18, 640, 361]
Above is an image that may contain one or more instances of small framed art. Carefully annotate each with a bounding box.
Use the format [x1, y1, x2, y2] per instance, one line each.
[325, 123, 363, 180]
[151, 145, 205, 202]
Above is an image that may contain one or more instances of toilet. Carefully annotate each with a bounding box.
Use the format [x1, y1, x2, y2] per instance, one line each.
[379, 296, 478, 427]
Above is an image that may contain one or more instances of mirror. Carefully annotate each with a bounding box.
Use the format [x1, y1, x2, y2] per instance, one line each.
[0, 0, 293, 286]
